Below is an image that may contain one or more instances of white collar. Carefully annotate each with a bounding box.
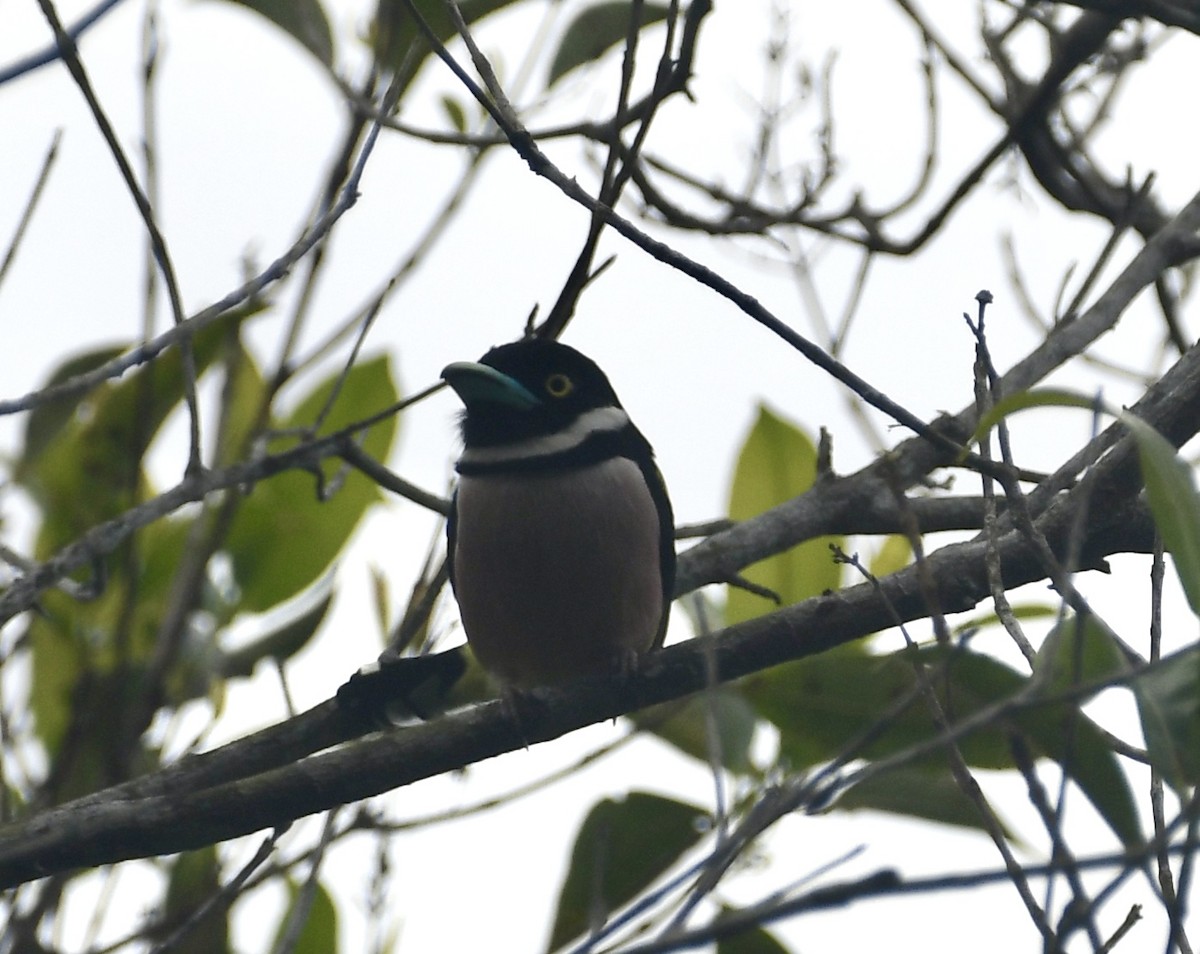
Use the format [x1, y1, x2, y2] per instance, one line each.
[458, 405, 630, 467]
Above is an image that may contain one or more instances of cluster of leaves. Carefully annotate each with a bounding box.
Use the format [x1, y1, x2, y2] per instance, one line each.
[8, 305, 397, 911]
[4, 0, 682, 947]
[545, 405, 1200, 950]
[230, 0, 668, 94]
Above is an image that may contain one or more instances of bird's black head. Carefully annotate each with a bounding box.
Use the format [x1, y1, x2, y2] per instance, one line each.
[442, 338, 627, 453]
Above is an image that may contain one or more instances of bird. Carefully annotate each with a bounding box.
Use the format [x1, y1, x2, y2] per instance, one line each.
[440, 337, 675, 689]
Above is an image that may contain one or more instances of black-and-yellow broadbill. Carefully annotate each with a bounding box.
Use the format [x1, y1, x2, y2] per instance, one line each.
[442, 337, 675, 689]
[338, 337, 674, 714]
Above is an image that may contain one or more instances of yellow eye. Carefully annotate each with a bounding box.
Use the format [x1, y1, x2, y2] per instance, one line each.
[545, 373, 574, 398]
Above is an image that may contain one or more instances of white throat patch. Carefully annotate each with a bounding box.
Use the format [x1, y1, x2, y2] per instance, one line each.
[459, 405, 631, 467]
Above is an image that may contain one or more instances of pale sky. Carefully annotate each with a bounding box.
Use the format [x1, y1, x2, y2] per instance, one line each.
[2, 1, 1197, 951]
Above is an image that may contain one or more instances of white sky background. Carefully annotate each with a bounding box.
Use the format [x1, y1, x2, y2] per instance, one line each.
[1, 0, 1199, 951]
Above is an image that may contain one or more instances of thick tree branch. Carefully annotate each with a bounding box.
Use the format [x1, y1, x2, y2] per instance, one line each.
[0, 508, 1156, 886]
[679, 187, 1200, 592]
[1057, 0, 1200, 34]
[0, 361, 1185, 884]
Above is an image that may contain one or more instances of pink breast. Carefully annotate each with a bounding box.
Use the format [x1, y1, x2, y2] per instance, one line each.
[453, 457, 663, 687]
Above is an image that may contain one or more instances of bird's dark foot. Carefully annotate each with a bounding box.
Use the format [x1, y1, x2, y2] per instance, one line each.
[612, 647, 655, 713]
[496, 685, 553, 748]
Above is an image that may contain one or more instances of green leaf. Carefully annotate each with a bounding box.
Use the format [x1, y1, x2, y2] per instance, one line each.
[212, 338, 269, 468]
[28, 648, 157, 798]
[748, 645, 1141, 846]
[968, 387, 1100, 452]
[21, 313, 263, 789]
[132, 517, 200, 662]
[868, 534, 911, 578]
[220, 585, 335, 679]
[28, 516, 193, 755]
[715, 914, 790, 954]
[752, 649, 1010, 769]
[1121, 412, 1200, 616]
[224, 355, 399, 612]
[27, 598, 88, 759]
[970, 397, 1200, 618]
[952, 603, 1058, 636]
[16, 343, 126, 480]
[372, 0, 525, 91]
[547, 1, 672, 88]
[23, 320, 261, 758]
[1133, 645, 1200, 793]
[369, 564, 391, 642]
[1033, 614, 1131, 696]
[837, 761, 1016, 839]
[23, 306, 256, 549]
[440, 94, 467, 133]
[549, 792, 705, 950]
[160, 847, 230, 954]
[726, 406, 840, 626]
[635, 689, 759, 774]
[270, 879, 339, 954]
[213, 0, 334, 67]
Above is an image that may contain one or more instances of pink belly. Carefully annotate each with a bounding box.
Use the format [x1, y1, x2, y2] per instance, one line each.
[452, 457, 663, 687]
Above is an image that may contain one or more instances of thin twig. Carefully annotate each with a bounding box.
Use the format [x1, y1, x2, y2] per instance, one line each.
[147, 830, 282, 954]
[37, 0, 203, 474]
[269, 811, 337, 954]
[0, 74, 392, 420]
[399, 0, 1058, 486]
[0, 132, 60, 292]
[839, 546, 1057, 945]
[0, 0, 125, 85]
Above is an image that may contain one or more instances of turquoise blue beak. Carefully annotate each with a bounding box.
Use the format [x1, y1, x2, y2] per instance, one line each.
[441, 361, 540, 410]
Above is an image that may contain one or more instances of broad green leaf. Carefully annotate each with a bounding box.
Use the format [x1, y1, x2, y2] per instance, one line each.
[1033, 613, 1131, 696]
[547, 1, 672, 88]
[29, 516, 190, 754]
[1133, 645, 1200, 793]
[27, 597, 87, 758]
[748, 645, 1140, 846]
[212, 0, 334, 67]
[968, 387, 1099, 452]
[1121, 412, 1200, 616]
[219, 586, 335, 679]
[22, 311, 262, 789]
[372, 0, 525, 92]
[548, 792, 705, 950]
[969, 397, 1200, 618]
[837, 761, 1016, 839]
[952, 603, 1058, 635]
[715, 913, 790, 954]
[635, 689, 759, 774]
[223, 355, 399, 612]
[270, 879, 339, 954]
[16, 343, 126, 480]
[130, 517, 198, 662]
[726, 406, 841, 626]
[160, 847, 230, 954]
[212, 338, 269, 468]
[28, 646, 156, 798]
[24, 306, 255, 550]
[752, 649, 1014, 770]
[868, 534, 911, 578]
[25, 339, 269, 753]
